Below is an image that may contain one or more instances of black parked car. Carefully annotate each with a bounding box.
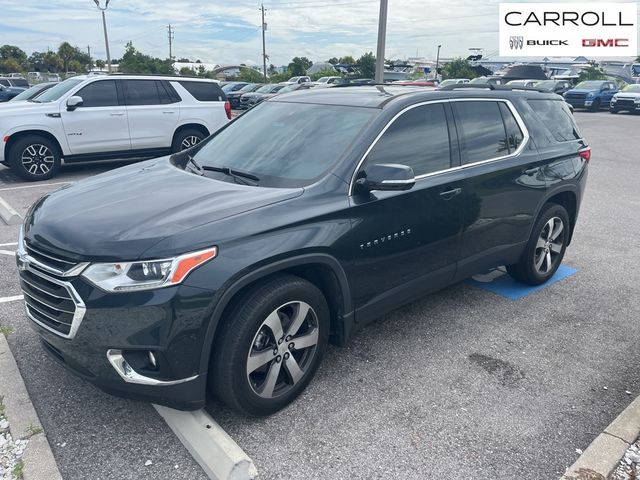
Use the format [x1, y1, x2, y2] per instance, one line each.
[17, 85, 589, 416]
[226, 83, 263, 109]
[239, 83, 286, 109]
[221, 82, 249, 94]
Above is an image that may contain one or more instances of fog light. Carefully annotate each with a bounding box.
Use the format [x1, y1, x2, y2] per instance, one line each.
[148, 351, 157, 369]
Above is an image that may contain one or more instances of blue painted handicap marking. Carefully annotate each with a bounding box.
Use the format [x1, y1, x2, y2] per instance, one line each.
[466, 265, 578, 300]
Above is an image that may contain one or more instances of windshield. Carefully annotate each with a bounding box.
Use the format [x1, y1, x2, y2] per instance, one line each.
[575, 81, 604, 89]
[192, 102, 376, 187]
[317, 77, 329, 83]
[279, 84, 299, 93]
[32, 78, 83, 103]
[256, 85, 275, 93]
[11, 85, 45, 101]
[536, 80, 555, 89]
[239, 83, 258, 92]
[439, 80, 455, 86]
[622, 85, 640, 92]
[469, 77, 487, 84]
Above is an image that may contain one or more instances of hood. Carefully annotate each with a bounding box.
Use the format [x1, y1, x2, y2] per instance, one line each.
[615, 92, 640, 98]
[25, 157, 303, 261]
[242, 92, 267, 99]
[567, 88, 603, 94]
[0, 101, 55, 114]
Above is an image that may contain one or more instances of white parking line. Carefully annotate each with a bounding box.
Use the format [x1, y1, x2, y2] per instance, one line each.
[0, 295, 23, 304]
[0, 181, 71, 192]
[154, 405, 257, 480]
[0, 250, 16, 256]
[0, 242, 18, 247]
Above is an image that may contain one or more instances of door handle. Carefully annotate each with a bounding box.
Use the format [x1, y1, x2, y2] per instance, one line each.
[439, 187, 462, 200]
[162, 111, 175, 114]
[523, 167, 539, 176]
[110, 112, 125, 116]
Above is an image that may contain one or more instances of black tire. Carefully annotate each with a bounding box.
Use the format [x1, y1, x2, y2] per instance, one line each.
[9, 135, 61, 181]
[171, 128, 205, 153]
[507, 204, 570, 286]
[209, 274, 330, 416]
[589, 99, 601, 112]
[610, 108, 619, 114]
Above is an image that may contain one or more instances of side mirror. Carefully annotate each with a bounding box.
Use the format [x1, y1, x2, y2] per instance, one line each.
[66, 96, 83, 111]
[355, 163, 416, 193]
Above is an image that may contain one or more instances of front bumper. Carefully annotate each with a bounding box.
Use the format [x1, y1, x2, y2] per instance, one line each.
[18, 259, 216, 410]
[610, 101, 640, 111]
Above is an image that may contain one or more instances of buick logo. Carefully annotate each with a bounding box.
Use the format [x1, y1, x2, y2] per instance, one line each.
[509, 36, 524, 50]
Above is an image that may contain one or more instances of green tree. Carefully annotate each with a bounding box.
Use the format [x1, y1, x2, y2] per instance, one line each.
[441, 58, 477, 80]
[338, 56, 355, 65]
[310, 68, 341, 81]
[328, 57, 339, 65]
[356, 52, 376, 78]
[42, 51, 63, 72]
[95, 59, 105, 70]
[57, 42, 76, 72]
[0, 58, 22, 74]
[578, 62, 607, 82]
[288, 57, 312, 76]
[0, 45, 27, 64]
[119, 42, 174, 74]
[238, 67, 265, 83]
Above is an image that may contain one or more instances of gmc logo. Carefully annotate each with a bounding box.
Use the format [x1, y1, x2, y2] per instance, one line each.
[582, 38, 629, 47]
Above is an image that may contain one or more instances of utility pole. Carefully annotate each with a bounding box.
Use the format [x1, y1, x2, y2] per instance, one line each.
[167, 24, 174, 61]
[260, 4, 268, 81]
[375, 0, 388, 83]
[87, 45, 92, 71]
[435, 44, 442, 83]
[93, 0, 112, 73]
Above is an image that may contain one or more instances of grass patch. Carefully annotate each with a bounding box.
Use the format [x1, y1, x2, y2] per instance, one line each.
[12, 460, 24, 479]
[0, 325, 14, 336]
[25, 424, 42, 437]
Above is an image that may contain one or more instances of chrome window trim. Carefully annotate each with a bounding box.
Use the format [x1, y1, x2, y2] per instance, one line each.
[348, 97, 530, 196]
[22, 267, 86, 340]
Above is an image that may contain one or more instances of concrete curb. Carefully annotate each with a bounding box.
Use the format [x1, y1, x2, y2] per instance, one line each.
[0, 334, 62, 480]
[0, 195, 21, 226]
[154, 405, 258, 480]
[561, 395, 640, 480]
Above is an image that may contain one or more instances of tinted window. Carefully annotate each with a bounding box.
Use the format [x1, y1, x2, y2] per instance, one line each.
[453, 101, 509, 164]
[76, 80, 119, 107]
[0, 80, 9, 86]
[498, 103, 524, 153]
[193, 102, 375, 187]
[179, 81, 224, 101]
[11, 79, 29, 87]
[527, 99, 581, 143]
[123, 80, 161, 106]
[366, 104, 451, 176]
[31, 78, 83, 103]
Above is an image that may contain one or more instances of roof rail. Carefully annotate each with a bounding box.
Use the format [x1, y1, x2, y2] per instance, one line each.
[439, 83, 549, 93]
[106, 73, 217, 81]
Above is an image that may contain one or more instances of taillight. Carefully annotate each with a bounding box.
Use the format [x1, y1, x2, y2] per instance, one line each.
[224, 101, 232, 120]
[578, 147, 591, 162]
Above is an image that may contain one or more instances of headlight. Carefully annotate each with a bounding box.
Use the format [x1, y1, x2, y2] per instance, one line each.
[635, 97, 640, 103]
[81, 247, 217, 292]
[611, 95, 618, 102]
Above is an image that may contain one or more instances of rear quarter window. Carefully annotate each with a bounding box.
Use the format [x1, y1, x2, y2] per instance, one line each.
[178, 81, 225, 102]
[527, 99, 581, 143]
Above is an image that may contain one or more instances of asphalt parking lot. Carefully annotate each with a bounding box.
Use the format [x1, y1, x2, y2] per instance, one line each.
[1, 110, 639, 479]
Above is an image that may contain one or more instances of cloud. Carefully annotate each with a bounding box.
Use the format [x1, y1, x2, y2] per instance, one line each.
[1, 0, 638, 65]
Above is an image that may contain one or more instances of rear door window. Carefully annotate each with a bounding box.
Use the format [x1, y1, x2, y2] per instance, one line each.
[453, 101, 510, 164]
[498, 103, 524, 153]
[527, 99, 581, 143]
[178, 81, 225, 101]
[366, 103, 451, 176]
[123, 80, 161, 106]
[76, 80, 119, 107]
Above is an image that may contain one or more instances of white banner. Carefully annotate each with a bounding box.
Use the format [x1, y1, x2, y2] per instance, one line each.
[499, 3, 638, 56]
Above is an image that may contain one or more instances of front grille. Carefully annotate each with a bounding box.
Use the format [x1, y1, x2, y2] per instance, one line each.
[19, 268, 81, 337]
[25, 242, 79, 275]
[616, 99, 636, 107]
[565, 93, 586, 102]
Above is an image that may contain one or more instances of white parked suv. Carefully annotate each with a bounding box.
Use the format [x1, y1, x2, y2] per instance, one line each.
[0, 74, 231, 181]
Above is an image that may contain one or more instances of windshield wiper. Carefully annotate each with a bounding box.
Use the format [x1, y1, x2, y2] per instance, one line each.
[185, 155, 205, 176]
[201, 165, 260, 186]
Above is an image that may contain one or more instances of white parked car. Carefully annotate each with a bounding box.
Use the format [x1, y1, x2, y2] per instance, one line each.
[0, 74, 231, 180]
[313, 76, 344, 87]
[285, 76, 311, 84]
[438, 78, 470, 88]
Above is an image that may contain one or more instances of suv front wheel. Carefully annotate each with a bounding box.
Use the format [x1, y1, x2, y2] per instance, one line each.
[210, 275, 330, 416]
[9, 135, 61, 181]
[171, 129, 205, 153]
[507, 203, 570, 285]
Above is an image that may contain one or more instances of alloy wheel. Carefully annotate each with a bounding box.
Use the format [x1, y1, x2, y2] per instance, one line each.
[246, 301, 319, 399]
[534, 216, 565, 274]
[21, 144, 54, 175]
[180, 136, 201, 150]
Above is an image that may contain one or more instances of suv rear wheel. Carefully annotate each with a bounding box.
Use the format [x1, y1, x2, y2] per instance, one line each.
[9, 135, 61, 181]
[171, 128, 205, 153]
[507, 203, 570, 285]
[209, 275, 330, 416]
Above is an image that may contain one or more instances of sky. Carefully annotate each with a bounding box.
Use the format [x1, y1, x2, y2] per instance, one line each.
[0, 0, 638, 66]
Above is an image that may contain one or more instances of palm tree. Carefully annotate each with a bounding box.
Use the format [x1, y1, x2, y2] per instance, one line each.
[57, 42, 75, 73]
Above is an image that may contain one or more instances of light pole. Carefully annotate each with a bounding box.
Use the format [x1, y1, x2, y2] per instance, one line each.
[375, 0, 388, 83]
[435, 44, 441, 82]
[93, 0, 112, 73]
